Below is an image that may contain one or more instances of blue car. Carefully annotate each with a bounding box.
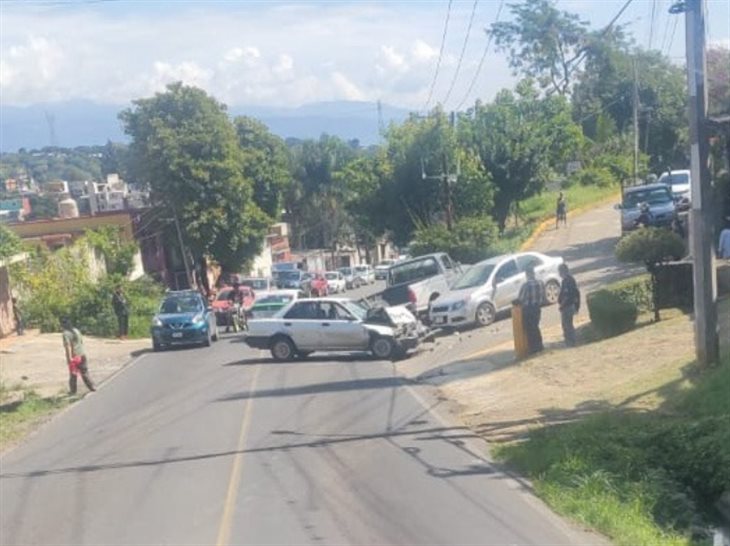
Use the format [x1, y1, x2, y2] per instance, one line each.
[150, 290, 218, 351]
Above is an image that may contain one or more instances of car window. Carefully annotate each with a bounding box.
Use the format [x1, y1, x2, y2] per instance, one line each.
[389, 257, 439, 285]
[284, 301, 319, 319]
[495, 260, 518, 283]
[441, 255, 454, 270]
[623, 187, 673, 208]
[319, 302, 352, 320]
[161, 296, 202, 314]
[516, 254, 544, 271]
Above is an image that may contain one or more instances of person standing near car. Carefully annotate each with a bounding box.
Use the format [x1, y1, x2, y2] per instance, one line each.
[518, 265, 545, 355]
[112, 285, 129, 339]
[556, 192, 567, 229]
[62, 318, 95, 395]
[558, 263, 580, 347]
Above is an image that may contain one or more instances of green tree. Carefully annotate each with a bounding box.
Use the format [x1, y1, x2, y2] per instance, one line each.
[85, 226, 138, 277]
[411, 216, 499, 263]
[707, 46, 730, 117]
[26, 194, 58, 221]
[120, 82, 270, 273]
[489, 0, 590, 96]
[460, 81, 583, 232]
[0, 225, 21, 259]
[234, 116, 291, 219]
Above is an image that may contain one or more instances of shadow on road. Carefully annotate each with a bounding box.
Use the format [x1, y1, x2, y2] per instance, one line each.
[222, 353, 374, 367]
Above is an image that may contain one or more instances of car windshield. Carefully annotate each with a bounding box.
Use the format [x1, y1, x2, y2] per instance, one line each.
[160, 297, 202, 314]
[659, 172, 690, 187]
[256, 294, 293, 305]
[452, 264, 496, 290]
[389, 258, 439, 285]
[623, 187, 673, 208]
[343, 301, 368, 320]
[278, 271, 301, 281]
[241, 279, 267, 290]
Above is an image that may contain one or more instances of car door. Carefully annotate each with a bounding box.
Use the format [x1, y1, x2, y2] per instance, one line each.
[493, 259, 522, 310]
[516, 253, 547, 279]
[281, 301, 321, 350]
[317, 302, 369, 350]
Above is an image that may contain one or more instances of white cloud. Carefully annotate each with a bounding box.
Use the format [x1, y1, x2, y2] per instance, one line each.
[379, 45, 407, 71]
[272, 53, 294, 77]
[331, 71, 365, 101]
[412, 40, 437, 63]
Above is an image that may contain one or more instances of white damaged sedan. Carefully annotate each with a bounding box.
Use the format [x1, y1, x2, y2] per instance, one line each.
[244, 298, 423, 361]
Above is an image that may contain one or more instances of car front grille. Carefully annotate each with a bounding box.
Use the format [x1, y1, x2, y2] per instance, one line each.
[431, 305, 449, 313]
[164, 322, 192, 330]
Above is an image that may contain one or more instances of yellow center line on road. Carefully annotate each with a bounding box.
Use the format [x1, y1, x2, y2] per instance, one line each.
[215, 361, 262, 546]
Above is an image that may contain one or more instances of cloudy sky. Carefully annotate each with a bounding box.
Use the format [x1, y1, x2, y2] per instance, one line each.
[1, 0, 729, 111]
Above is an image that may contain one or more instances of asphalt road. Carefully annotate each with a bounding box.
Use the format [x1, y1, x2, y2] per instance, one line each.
[0, 331, 596, 545]
[0, 206, 623, 546]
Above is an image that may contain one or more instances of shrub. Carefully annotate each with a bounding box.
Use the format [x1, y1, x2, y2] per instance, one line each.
[587, 289, 638, 337]
[615, 228, 685, 268]
[411, 215, 499, 263]
[571, 166, 617, 188]
[604, 275, 653, 314]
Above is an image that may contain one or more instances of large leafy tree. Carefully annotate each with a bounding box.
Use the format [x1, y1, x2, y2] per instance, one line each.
[489, 0, 589, 96]
[234, 116, 291, 219]
[460, 81, 583, 232]
[707, 46, 730, 116]
[120, 82, 269, 273]
[0, 225, 21, 260]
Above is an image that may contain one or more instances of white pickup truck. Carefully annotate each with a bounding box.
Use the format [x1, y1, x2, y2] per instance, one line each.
[376, 253, 463, 317]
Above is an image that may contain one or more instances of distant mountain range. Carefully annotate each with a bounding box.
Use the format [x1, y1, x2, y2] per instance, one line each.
[0, 100, 412, 152]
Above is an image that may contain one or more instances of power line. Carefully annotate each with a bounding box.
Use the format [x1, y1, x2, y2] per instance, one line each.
[442, 0, 479, 107]
[664, 13, 680, 56]
[423, 0, 454, 111]
[648, 0, 658, 49]
[455, 0, 505, 111]
[659, 0, 673, 53]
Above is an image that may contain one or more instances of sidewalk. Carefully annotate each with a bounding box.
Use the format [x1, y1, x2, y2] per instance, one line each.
[1, 330, 149, 399]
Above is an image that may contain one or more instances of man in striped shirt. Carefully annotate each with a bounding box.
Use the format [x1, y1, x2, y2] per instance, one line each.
[518, 265, 545, 355]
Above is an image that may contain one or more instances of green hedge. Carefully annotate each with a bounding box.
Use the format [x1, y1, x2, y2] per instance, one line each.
[587, 289, 639, 338]
[604, 275, 653, 314]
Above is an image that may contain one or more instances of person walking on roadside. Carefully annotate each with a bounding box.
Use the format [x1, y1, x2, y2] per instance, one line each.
[518, 265, 545, 355]
[12, 297, 24, 336]
[112, 285, 129, 339]
[556, 192, 567, 229]
[558, 263, 580, 347]
[61, 318, 95, 394]
[719, 218, 730, 259]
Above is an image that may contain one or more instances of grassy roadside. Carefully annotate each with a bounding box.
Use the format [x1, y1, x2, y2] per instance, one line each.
[494, 184, 619, 253]
[0, 389, 71, 449]
[494, 353, 730, 546]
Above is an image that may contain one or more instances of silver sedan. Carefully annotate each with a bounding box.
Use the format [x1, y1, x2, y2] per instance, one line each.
[429, 252, 564, 328]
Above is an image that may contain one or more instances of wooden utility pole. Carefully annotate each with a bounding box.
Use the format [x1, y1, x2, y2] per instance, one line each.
[633, 57, 640, 185]
[681, 0, 719, 365]
[171, 203, 195, 289]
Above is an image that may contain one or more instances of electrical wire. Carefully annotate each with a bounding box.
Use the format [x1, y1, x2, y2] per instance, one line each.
[664, 14, 679, 57]
[441, 0, 479, 107]
[423, 0, 454, 112]
[659, 0, 673, 53]
[454, 0, 505, 111]
[648, 0, 657, 49]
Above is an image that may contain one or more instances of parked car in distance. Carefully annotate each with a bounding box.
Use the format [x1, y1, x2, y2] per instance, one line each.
[429, 252, 563, 328]
[240, 277, 273, 292]
[338, 267, 363, 289]
[150, 290, 217, 351]
[211, 285, 255, 326]
[301, 272, 329, 297]
[617, 183, 677, 233]
[374, 259, 395, 280]
[379, 253, 462, 318]
[275, 269, 305, 290]
[325, 271, 347, 293]
[658, 169, 691, 212]
[247, 290, 300, 319]
[354, 264, 375, 284]
[244, 298, 422, 361]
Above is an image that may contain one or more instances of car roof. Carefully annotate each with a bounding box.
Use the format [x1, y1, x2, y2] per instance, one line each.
[625, 183, 673, 193]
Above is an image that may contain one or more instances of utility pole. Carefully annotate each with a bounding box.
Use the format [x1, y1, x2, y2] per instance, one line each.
[421, 112, 459, 230]
[171, 203, 194, 289]
[678, 0, 719, 365]
[632, 57, 640, 185]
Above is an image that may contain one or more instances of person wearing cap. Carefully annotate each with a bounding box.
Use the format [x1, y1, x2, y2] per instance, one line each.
[518, 265, 545, 355]
[61, 318, 96, 394]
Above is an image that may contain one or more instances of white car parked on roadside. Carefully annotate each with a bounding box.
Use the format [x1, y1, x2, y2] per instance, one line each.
[325, 271, 347, 293]
[429, 252, 563, 328]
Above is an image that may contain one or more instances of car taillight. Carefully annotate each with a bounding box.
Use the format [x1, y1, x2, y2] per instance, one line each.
[408, 288, 416, 304]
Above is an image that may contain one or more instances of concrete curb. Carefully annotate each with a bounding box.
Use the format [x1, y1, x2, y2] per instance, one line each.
[519, 192, 621, 252]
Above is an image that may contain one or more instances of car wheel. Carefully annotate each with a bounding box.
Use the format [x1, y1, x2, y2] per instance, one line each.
[153, 340, 162, 352]
[371, 336, 396, 360]
[475, 302, 496, 326]
[545, 280, 560, 305]
[271, 336, 296, 362]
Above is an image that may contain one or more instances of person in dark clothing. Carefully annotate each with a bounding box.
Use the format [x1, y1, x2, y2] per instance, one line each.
[558, 263, 580, 347]
[12, 297, 24, 336]
[61, 318, 95, 394]
[112, 285, 129, 339]
[518, 265, 545, 355]
[556, 192, 567, 228]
